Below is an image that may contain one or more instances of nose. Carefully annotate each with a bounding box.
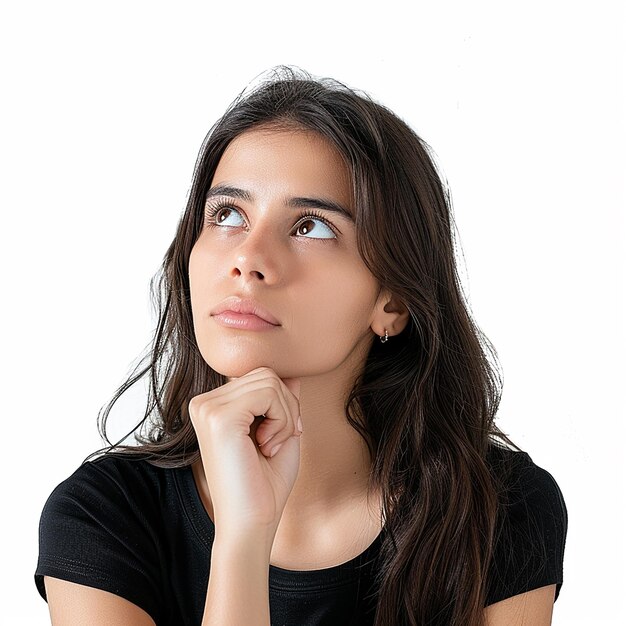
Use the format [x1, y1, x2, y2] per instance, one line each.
[229, 222, 282, 284]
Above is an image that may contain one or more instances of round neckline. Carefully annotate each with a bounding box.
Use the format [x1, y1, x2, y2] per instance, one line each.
[177, 462, 385, 590]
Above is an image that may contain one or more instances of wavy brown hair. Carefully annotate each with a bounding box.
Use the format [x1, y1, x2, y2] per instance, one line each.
[85, 65, 523, 625]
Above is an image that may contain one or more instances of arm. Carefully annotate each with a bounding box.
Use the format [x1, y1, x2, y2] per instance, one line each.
[484, 584, 556, 625]
[187, 368, 302, 625]
[44, 577, 157, 626]
[201, 531, 274, 626]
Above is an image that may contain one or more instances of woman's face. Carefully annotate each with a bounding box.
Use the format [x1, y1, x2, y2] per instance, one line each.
[188, 125, 383, 380]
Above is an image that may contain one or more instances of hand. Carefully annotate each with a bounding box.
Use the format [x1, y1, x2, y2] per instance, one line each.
[188, 367, 302, 536]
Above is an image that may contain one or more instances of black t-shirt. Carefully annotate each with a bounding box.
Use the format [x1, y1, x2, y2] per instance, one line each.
[34, 444, 567, 625]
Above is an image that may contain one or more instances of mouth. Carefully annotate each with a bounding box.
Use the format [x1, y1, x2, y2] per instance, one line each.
[210, 296, 281, 326]
[211, 311, 280, 331]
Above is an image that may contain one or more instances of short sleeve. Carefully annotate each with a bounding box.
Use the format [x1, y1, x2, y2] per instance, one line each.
[34, 457, 164, 623]
[485, 453, 568, 606]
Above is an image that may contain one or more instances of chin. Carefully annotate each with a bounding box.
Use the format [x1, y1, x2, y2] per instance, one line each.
[208, 359, 279, 380]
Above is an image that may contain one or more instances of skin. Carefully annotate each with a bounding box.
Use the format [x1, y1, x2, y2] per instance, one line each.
[187, 125, 410, 566]
[42, 126, 557, 624]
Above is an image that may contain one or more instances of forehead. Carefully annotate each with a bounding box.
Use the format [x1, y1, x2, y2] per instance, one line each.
[212, 127, 353, 209]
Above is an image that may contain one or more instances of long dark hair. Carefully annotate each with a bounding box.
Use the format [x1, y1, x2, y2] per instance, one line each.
[85, 65, 522, 625]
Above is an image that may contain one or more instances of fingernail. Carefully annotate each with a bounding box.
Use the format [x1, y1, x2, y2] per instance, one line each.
[270, 443, 283, 457]
[297, 416, 303, 433]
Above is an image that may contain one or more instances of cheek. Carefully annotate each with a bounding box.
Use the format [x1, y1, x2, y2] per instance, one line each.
[188, 246, 200, 298]
[188, 244, 213, 317]
[299, 267, 376, 333]
[189, 238, 216, 285]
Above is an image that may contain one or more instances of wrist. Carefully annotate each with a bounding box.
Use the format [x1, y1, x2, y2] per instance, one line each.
[213, 527, 275, 560]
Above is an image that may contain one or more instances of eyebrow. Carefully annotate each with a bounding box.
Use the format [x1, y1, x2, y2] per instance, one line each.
[204, 184, 355, 223]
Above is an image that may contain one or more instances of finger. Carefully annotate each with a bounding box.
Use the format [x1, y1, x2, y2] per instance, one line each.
[229, 366, 267, 383]
[267, 426, 302, 461]
[255, 378, 293, 452]
[259, 402, 293, 457]
[282, 377, 301, 401]
[256, 376, 300, 445]
[248, 372, 289, 443]
[214, 379, 287, 457]
[214, 374, 286, 440]
[277, 377, 302, 435]
[222, 367, 297, 449]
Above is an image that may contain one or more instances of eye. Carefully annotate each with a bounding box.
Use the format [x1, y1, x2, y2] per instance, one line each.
[205, 203, 245, 228]
[293, 211, 337, 240]
[204, 201, 338, 240]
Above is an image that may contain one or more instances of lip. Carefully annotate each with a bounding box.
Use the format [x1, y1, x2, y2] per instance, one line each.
[212, 312, 279, 331]
[210, 297, 281, 326]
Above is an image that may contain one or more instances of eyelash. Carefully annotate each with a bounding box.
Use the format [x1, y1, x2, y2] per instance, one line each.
[203, 200, 338, 240]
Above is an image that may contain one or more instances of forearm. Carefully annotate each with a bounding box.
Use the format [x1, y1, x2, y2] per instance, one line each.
[202, 530, 274, 626]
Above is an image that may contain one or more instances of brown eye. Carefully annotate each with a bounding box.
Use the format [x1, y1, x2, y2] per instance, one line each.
[294, 217, 336, 239]
[205, 204, 244, 227]
[215, 208, 230, 223]
[205, 202, 337, 241]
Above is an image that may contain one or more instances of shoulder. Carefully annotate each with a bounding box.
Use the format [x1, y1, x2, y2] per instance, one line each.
[484, 443, 568, 606]
[40, 452, 165, 519]
[486, 443, 568, 529]
[66, 449, 163, 484]
[35, 451, 175, 622]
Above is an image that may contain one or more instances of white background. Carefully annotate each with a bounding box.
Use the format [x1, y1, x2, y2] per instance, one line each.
[1, 1, 624, 624]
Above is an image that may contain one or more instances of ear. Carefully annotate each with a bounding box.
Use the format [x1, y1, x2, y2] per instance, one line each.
[371, 289, 410, 339]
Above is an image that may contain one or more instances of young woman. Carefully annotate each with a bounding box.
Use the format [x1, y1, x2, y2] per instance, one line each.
[34, 66, 568, 625]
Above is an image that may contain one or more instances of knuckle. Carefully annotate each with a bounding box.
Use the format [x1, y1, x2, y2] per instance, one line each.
[188, 396, 198, 419]
[189, 396, 216, 423]
[268, 377, 282, 392]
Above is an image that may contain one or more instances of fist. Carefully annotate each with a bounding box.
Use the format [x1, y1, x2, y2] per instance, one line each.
[188, 367, 302, 534]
